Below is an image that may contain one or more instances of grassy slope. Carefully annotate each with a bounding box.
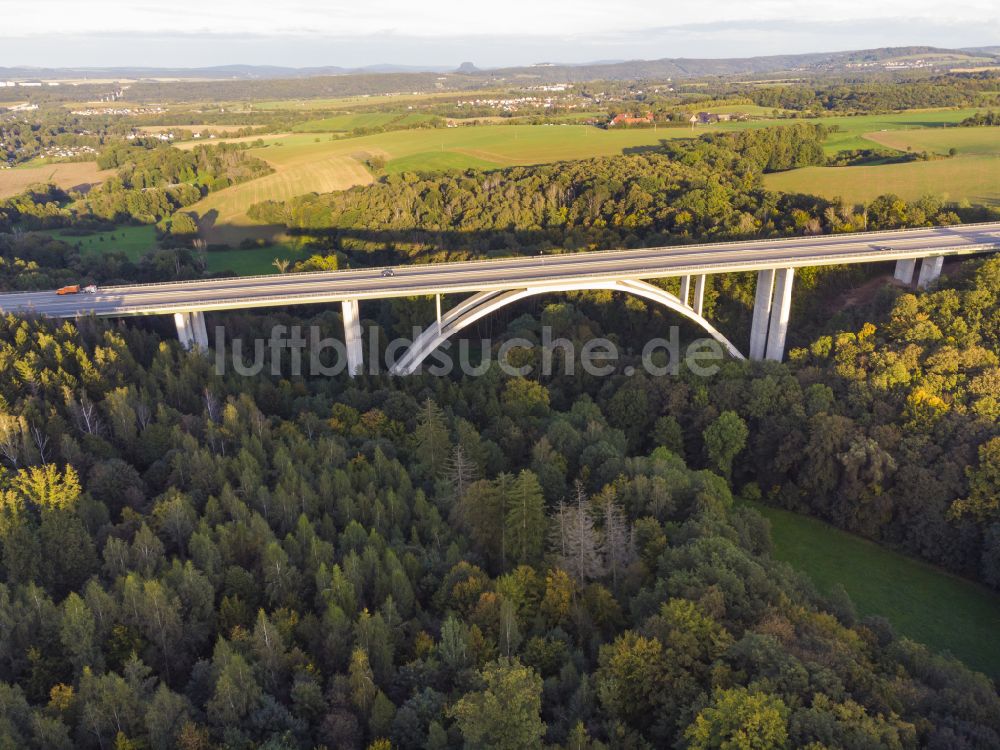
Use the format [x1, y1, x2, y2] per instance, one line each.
[39, 225, 298, 276]
[763, 156, 1000, 205]
[749, 501, 1000, 678]
[47, 226, 158, 262]
[203, 244, 307, 275]
[864, 126, 1000, 156]
[809, 109, 983, 153]
[293, 112, 438, 132]
[0, 162, 114, 200]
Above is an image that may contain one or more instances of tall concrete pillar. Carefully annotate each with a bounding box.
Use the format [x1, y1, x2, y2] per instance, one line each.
[190, 311, 209, 349]
[765, 268, 795, 362]
[174, 312, 196, 350]
[341, 299, 363, 376]
[916, 256, 944, 289]
[893, 259, 916, 285]
[693, 274, 706, 316]
[749, 269, 775, 361]
[679, 275, 691, 307]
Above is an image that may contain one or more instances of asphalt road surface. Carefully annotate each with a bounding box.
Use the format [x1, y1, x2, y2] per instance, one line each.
[1, 223, 998, 318]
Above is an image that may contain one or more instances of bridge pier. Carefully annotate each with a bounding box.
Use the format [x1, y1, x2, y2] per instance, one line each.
[749, 269, 775, 361]
[693, 275, 706, 316]
[174, 312, 194, 349]
[916, 256, 944, 289]
[749, 268, 795, 362]
[174, 311, 209, 350]
[679, 275, 691, 306]
[893, 259, 917, 285]
[765, 269, 795, 362]
[191, 312, 208, 349]
[341, 299, 363, 376]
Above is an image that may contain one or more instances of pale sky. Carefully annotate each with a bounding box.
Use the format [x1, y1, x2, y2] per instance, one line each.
[3, 0, 998, 68]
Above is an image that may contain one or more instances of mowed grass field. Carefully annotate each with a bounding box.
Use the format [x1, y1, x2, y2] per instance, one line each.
[52, 225, 158, 261]
[808, 108, 985, 153]
[765, 158, 1000, 204]
[749, 502, 1000, 678]
[0, 161, 114, 199]
[202, 244, 308, 275]
[865, 125, 1000, 156]
[292, 112, 438, 132]
[765, 118, 999, 204]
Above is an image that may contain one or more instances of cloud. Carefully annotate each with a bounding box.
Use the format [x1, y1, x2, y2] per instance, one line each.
[6, 0, 999, 38]
[1, 16, 997, 68]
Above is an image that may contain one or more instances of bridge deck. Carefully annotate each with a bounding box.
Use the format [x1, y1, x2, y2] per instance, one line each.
[2, 223, 998, 318]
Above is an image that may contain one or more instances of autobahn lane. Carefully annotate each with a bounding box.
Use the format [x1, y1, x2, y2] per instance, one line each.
[1, 223, 998, 318]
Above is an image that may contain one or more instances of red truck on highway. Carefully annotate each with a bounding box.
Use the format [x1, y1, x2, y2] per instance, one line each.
[56, 285, 97, 295]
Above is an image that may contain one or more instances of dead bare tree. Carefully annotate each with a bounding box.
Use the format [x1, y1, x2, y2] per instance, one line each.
[203, 388, 220, 423]
[69, 394, 102, 436]
[443, 444, 478, 501]
[599, 497, 636, 588]
[551, 482, 603, 584]
[30, 423, 50, 464]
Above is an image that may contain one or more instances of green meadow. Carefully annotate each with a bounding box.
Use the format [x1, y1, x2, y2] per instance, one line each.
[47, 226, 159, 262]
[764, 153, 1000, 205]
[809, 108, 984, 153]
[750, 501, 1000, 678]
[203, 243, 307, 275]
[291, 112, 438, 132]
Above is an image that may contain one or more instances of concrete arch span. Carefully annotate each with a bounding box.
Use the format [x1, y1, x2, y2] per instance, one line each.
[390, 279, 745, 375]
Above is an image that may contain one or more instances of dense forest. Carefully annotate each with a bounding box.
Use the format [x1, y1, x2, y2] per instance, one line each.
[0, 253, 998, 747]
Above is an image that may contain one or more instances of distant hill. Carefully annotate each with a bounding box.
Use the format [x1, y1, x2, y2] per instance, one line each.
[0, 63, 455, 81]
[1, 46, 996, 100]
[472, 46, 1000, 83]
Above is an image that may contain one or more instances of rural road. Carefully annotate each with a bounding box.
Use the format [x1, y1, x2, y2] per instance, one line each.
[2, 223, 999, 318]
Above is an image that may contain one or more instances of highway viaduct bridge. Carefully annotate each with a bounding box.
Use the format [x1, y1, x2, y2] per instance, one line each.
[1, 223, 998, 375]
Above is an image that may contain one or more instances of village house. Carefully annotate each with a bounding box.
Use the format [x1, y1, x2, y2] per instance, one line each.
[607, 112, 654, 127]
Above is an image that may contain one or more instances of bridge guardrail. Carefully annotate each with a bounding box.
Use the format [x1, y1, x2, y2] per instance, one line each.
[89, 241, 999, 316]
[66, 221, 1000, 294]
